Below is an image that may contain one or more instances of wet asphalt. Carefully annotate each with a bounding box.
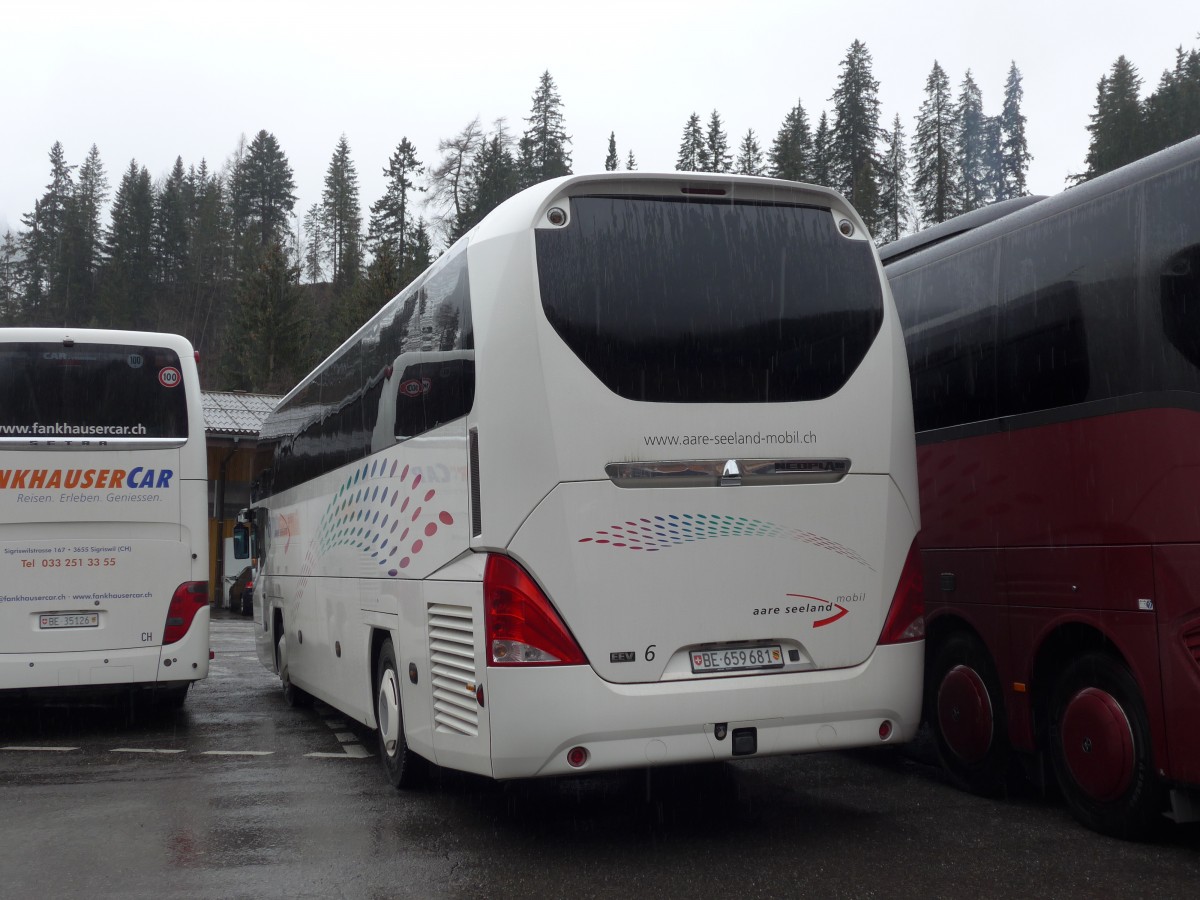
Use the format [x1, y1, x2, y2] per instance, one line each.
[1, 607, 1198, 899]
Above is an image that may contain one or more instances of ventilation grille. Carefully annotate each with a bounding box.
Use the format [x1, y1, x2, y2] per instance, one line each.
[1185, 626, 1200, 668]
[469, 427, 482, 537]
[428, 602, 479, 737]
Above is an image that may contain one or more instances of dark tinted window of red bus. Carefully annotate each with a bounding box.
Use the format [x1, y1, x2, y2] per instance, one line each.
[0, 343, 189, 439]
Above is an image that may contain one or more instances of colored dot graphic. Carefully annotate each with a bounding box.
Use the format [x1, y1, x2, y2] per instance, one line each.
[577, 513, 871, 569]
[297, 457, 455, 596]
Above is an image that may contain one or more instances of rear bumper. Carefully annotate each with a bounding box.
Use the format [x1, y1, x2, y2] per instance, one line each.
[486, 639, 923, 778]
[0, 607, 210, 693]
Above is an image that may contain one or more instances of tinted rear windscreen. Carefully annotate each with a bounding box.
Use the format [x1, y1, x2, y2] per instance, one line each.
[0, 343, 189, 439]
[536, 196, 884, 402]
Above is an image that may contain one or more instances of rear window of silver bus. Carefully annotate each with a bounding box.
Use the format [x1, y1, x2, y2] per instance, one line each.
[0, 342, 189, 439]
[536, 195, 884, 403]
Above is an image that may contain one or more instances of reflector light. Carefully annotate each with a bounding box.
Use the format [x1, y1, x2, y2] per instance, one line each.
[567, 746, 589, 768]
[484, 555, 587, 666]
[878, 538, 925, 644]
[163, 581, 208, 645]
[879, 720, 894, 741]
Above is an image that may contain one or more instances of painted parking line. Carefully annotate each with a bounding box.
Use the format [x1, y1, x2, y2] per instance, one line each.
[2, 746, 80, 752]
[110, 748, 187, 754]
[200, 750, 275, 757]
[302, 705, 373, 759]
[306, 745, 371, 759]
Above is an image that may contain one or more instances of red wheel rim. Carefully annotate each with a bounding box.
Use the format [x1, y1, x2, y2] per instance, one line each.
[1060, 687, 1134, 801]
[937, 664, 993, 764]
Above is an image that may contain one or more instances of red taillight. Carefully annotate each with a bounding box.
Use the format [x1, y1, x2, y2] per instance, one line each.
[484, 555, 587, 666]
[163, 581, 208, 645]
[878, 538, 925, 645]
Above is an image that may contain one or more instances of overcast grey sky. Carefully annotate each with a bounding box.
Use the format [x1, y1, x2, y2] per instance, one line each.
[3, 0, 1196, 238]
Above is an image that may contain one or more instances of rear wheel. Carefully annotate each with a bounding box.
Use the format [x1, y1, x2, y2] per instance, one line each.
[928, 632, 1011, 795]
[277, 632, 311, 709]
[1049, 652, 1165, 839]
[375, 639, 426, 789]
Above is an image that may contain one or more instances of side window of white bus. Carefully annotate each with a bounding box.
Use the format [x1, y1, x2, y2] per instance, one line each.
[383, 247, 475, 441]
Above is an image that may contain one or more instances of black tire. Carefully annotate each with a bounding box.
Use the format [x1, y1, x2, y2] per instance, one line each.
[375, 639, 426, 789]
[277, 633, 311, 709]
[927, 631, 1011, 795]
[1049, 652, 1165, 839]
[241, 594, 253, 617]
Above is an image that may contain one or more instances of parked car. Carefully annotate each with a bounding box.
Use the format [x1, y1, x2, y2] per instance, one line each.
[228, 565, 255, 616]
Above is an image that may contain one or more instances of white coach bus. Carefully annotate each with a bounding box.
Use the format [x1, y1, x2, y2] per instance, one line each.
[239, 173, 923, 786]
[0, 329, 210, 707]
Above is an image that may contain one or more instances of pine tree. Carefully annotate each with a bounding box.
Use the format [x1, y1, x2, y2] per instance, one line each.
[830, 39, 883, 219]
[100, 160, 156, 329]
[1079, 56, 1145, 181]
[182, 159, 232, 365]
[735, 129, 766, 176]
[367, 137, 423, 268]
[957, 70, 989, 212]
[460, 120, 519, 234]
[429, 118, 483, 242]
[1143, 46, 1200, 154]
[770, 99, 814, 181]
[625, 150, 638, 171]
[999, 62, 1032, 198]
[605, 132, 619, 171]
[402, 219, 434, 286]
[0, 230, 23, 323]
[229, 130, 297, 249]
[811, 112, 834, 186]
[320, 134, 363, 292]
[704, 110, 732, 173]
[877, 114, 912, 243]
[676, 112, 707, 172]
[982, 115, 1005, 203]
[155, 157, 192, 303]
[228, 240, 308, 393]
[516, 70, 572, 188]
[302, 203, 326, 284]
[19, 142, 75, 322]
[70, 144, 108, 323]
[912, 60, 961, 225]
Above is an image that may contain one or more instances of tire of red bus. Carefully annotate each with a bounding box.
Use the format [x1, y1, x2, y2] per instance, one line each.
[375, 639, 426, 789]
[927, 631, 1011, 796]
[1049, 652, 1165, 839]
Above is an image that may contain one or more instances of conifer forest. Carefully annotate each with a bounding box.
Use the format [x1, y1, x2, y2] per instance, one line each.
[3, 41, 1199, 394]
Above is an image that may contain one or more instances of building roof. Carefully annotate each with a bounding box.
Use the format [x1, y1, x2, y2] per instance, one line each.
[202, 391, 281, 438]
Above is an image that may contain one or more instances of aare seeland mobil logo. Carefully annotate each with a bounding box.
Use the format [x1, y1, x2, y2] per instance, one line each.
[0, 467, 174, 490]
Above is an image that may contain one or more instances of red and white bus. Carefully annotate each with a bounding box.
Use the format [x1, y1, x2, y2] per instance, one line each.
[0, 329, 210, 707]
[883, 136, 1200, 838]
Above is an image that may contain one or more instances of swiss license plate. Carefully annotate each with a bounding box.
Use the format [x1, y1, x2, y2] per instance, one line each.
[691, 644, 784, 674]
[39, 613, 99, 629]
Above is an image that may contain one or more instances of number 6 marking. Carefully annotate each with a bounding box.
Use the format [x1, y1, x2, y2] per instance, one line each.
[645, 644, 656, 662]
